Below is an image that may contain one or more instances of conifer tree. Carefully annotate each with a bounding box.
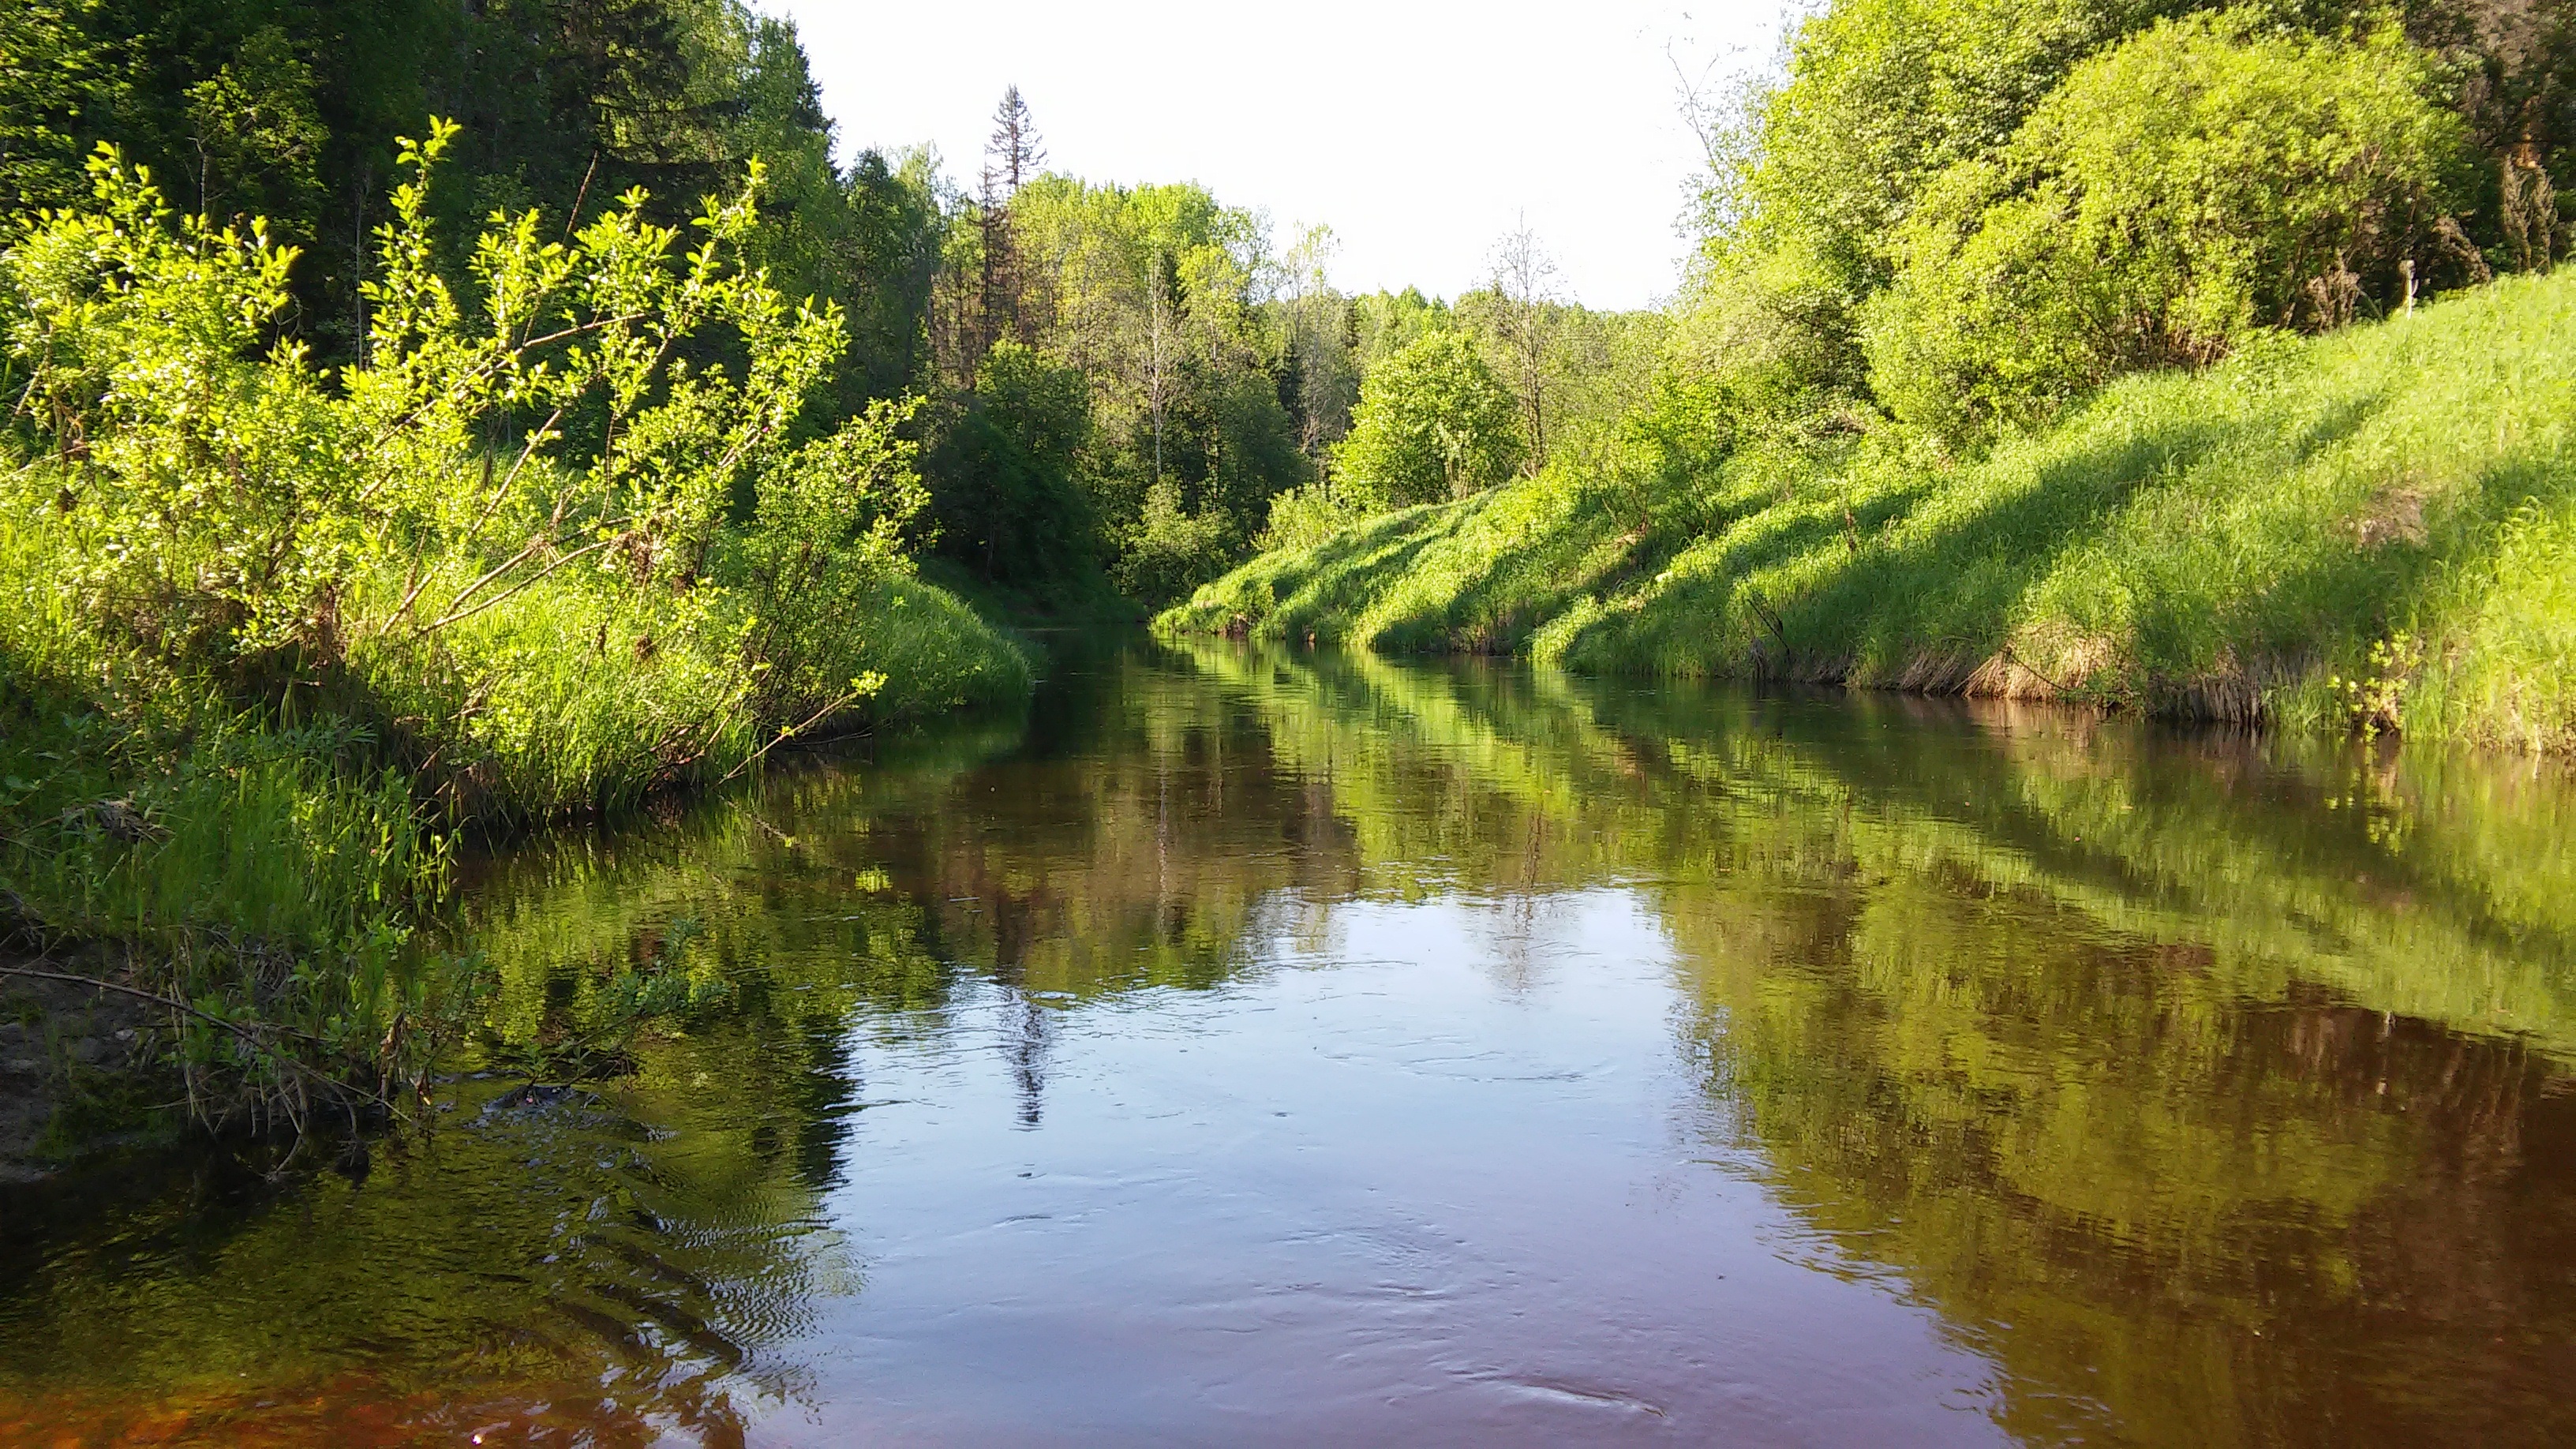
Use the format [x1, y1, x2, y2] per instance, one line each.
[976, 85, 1046, 359]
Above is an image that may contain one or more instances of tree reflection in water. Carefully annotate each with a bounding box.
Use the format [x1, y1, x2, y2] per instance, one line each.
[1, 637, 2570, 1444]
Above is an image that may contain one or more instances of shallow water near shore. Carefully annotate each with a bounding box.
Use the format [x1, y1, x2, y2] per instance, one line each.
[4, 635, 2574, 1446]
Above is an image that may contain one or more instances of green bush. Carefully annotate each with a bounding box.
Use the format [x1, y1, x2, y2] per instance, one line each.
[2, 125, 846, 679]
[1257, 479, 1372, 553]
[924, 340, 1097, 587]
[1332, 330, 1523, 509]
[2, 122, 1027, 818]
[1667, 231, 1867, 439]
[1863, 14, 2473, 436]
[721, 397, 929, 722]
[1115, 477, 1234, 605]
[0, 120, 1035, 1123]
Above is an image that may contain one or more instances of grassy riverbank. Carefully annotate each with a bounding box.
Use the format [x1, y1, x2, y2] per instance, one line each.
[0, 137, 1034, 1155]
[1162, 272, 2576, 751]
[0, 517, 1027, 1150]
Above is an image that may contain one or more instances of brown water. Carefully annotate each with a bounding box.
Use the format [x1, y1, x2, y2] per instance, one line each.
[3, 637, 2574, 1446]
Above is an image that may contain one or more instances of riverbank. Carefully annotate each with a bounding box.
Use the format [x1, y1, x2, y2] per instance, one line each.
[0, 140, 1052, 1166]
[1160, 271, 2576, 751]
[0, 559, 1032, 1174]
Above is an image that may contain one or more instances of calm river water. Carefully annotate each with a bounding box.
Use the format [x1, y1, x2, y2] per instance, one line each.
[4, 637, 2574, 1446]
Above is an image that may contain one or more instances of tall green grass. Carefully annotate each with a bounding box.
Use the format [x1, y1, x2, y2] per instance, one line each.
[823, 575, 1037, 720]
[1165, 272, 2576, 751]
[0, 474, 1031, 1136]
[331, 556, 1032, 824]
[0, 709, 451, 1131]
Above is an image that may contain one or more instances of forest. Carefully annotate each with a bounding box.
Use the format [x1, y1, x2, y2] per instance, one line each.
[0, 0, 2570, 1121]
[2, 0, 1647, 612]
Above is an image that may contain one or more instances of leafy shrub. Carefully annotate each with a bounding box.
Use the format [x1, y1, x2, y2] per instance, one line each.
[0, 117, 1035, 1126]
[1115, 477, 1234, 604]
[2, 123, 848, 678]
[1578, 372, 1739, 536]
[1332, 330, 1523, 509]
[1668, 231, 1867, 438]
[721, 397, 928, 722]
[1863, 14, 2473, 436]
[1257, 479, 1371, 552]
[0, 120, 1028, 818]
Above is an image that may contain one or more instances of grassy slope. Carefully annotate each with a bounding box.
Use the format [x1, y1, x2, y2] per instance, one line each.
[1163, 272, 2576, 749]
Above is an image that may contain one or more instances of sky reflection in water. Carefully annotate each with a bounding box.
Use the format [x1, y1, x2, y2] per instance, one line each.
[2, 637, 2573, 1446]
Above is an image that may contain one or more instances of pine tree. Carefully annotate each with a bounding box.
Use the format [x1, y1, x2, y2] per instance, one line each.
[975, 85, 1046, 359]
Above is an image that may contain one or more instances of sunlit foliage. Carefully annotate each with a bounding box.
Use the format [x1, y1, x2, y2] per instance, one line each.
[1332, 331, 1524, 511]
[1864, 16, 2475, 436]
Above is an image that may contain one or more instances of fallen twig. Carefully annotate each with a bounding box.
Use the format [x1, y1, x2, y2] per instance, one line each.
[2000, 642, 2079, 695]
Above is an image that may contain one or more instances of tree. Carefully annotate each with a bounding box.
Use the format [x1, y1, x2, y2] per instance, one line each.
[978, 84, 1046, 358]
[0, 0, 869, 374]
[180, 28, 327, 241]
[1486, 221, 1562, 474]
[1333, 331, 1523, 510]
[1117, 477, 1231, 603]
[1350, 286, 1450, 373]
[1279, 224, 1360, 455]
[2406, 0, 2575, 265]
[924, 341, 1094, 585]
[931, 173, 1308, 598]
[1861, 15, 2474, 436]
[0, 0, 124, 215]
[1735, 0, 2192, 268]
[828, 146, 945, 405]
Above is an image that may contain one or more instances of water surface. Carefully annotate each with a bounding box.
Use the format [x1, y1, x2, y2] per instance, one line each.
[5, 638, 2574, 1445]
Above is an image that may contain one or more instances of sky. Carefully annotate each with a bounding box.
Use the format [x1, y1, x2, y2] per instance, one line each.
[756, 0, 1791, 313]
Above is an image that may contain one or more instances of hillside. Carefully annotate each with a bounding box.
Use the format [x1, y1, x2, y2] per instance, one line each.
[1161, 272, 2576, 751]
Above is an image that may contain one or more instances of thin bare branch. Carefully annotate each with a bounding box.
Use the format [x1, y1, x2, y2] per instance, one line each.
[416, 530, 626, 635]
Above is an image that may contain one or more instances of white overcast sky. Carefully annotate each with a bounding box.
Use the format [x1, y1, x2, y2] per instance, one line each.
[757, 1, 1792, 312]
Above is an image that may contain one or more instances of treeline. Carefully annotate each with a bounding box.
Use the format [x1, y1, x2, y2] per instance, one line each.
[0, 0, 1651, 1123]
[2, 0, 936, 401]
[921, 91, 1661, 605]
[1, 4, 1656, 609]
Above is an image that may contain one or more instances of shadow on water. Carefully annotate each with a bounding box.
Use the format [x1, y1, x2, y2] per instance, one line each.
[3, 635, 2574, 1444]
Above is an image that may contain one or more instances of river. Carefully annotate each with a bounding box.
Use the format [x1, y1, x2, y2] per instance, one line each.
[3, 636, 2572, 1445]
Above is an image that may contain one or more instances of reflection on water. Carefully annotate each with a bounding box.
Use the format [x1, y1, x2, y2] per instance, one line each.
[4, 637, 2574, 1444]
